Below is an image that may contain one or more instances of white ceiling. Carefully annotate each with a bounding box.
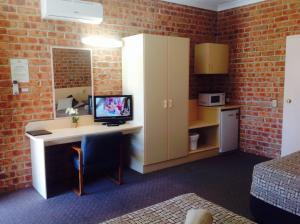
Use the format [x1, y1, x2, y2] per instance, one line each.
[162, 0, 265, 11]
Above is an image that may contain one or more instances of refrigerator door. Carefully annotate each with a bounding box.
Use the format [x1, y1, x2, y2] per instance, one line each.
[220, 109, 239, 153]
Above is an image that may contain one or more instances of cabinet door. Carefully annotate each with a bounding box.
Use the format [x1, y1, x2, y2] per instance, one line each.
[194, 44, 210, 74]
[194, 43, 229, 74]
[144, 35, 169, 165]
[220, 110, 239, 153]
[209, 44, 229, 74]
[167, 37, 189, 160]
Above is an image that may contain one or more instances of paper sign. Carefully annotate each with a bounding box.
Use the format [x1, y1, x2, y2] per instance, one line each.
[10, 59, 29, 83]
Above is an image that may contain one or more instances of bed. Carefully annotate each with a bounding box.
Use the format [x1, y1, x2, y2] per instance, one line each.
[101, 193, 255, 224]
[56, 106, 89, 117]
[55, 86, 92, 117]
[250, 151, 300, 224]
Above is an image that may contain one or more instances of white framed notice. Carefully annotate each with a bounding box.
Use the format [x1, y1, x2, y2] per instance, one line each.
[10, 59, 29, 83]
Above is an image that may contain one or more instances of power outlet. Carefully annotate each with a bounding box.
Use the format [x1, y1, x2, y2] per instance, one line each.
[271, 99, 277, 108]
[21, 88, 29, 93]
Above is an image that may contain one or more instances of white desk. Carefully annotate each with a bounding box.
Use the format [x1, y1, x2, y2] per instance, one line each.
[25, 123, 142, 199]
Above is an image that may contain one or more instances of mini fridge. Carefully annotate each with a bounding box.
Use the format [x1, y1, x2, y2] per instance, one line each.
[220, 109, 239, 153]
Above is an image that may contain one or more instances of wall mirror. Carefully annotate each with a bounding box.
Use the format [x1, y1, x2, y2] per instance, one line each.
[52, 47, 93, 118]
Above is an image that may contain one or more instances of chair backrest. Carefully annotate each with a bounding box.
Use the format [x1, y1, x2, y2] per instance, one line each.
[81, 132, 122, 168]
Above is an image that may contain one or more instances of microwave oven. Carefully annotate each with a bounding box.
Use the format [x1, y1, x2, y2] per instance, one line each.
[198, 93, 225, 106]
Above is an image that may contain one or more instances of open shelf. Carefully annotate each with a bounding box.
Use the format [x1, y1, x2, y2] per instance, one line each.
[189, 125, 219, 154]
[189, 144, 219, 154]
[189, 100, 221, 157]
[189, 120, 219, 129]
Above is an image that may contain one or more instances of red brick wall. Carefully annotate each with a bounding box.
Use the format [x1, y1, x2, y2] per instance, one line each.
[217, 0, 300, 158]
[0, 0, 216, 192]
[53, 48, 91, 89]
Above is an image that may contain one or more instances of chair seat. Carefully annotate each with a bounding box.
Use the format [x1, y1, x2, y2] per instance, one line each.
[73, 155, 120, 175]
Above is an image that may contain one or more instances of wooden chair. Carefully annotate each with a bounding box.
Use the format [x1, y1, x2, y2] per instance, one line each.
[72, 132, 123, 196]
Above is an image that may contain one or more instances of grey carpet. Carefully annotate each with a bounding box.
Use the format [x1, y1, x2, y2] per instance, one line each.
[0, 151, 267, 224]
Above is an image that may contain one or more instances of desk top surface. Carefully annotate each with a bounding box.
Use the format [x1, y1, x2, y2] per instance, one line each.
[26, 123, 142, 143]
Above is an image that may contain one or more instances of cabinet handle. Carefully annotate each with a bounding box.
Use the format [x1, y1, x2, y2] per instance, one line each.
[168, 99, 173, 108]
[163, 100, 168, 109]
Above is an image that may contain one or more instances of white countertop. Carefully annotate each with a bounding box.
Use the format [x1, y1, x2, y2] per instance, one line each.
[26, 123, 143, 145]
[199, 104, 241, 110]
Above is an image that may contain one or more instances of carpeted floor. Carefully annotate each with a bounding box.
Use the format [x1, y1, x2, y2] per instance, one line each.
[0, 151, 267, 224]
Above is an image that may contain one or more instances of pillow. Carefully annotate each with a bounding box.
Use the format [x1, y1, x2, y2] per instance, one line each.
[57, 97, 73, 111]
[67, 95, 79, 107]
[184, 208, 213, 224]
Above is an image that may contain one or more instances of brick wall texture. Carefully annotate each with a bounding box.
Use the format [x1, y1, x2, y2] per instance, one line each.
[0, 0, 216, 192]
[0, 0, 297, 192]
[217, 0, 300, 158]
[53, 48, 91, 89]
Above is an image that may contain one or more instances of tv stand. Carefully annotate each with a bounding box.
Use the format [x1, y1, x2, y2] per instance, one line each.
[103, 121, 126, 126]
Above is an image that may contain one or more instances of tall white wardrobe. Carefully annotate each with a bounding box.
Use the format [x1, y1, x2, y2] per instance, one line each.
[122, 34, 190, 173]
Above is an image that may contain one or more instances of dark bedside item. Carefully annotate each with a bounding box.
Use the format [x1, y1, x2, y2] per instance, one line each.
[72, 132, 123, 196]
[26, 130, 52, 136]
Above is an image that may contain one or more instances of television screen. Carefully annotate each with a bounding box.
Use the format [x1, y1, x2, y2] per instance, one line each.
[94, 95, 133, 123]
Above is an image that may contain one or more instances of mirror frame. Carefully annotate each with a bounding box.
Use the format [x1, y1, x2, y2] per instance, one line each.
[50, 46, 94, 119]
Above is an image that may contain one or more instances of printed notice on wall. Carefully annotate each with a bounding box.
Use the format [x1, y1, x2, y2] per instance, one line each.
[10, 59, 29, 83]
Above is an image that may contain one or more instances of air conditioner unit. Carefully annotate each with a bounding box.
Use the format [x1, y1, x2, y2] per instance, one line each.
[41, 0, 103, 24]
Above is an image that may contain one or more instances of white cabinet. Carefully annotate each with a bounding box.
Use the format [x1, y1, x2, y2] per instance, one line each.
[220, 109, 239, 153]
[167, 37, 189, 160]
[143, 35, 169, 164]
[122, 34, 189, 172]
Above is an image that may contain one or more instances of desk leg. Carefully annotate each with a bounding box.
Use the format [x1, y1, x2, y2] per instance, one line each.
[30, 139, 48, 199]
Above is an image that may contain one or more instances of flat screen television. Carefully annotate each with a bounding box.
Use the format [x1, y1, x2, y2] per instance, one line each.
[94, 95, 133, 125]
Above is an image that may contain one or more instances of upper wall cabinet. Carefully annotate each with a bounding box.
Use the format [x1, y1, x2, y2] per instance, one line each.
[194, 43, 229, 75]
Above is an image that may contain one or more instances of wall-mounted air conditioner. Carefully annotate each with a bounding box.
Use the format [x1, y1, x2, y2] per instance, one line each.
[41, 0, 103, 24]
